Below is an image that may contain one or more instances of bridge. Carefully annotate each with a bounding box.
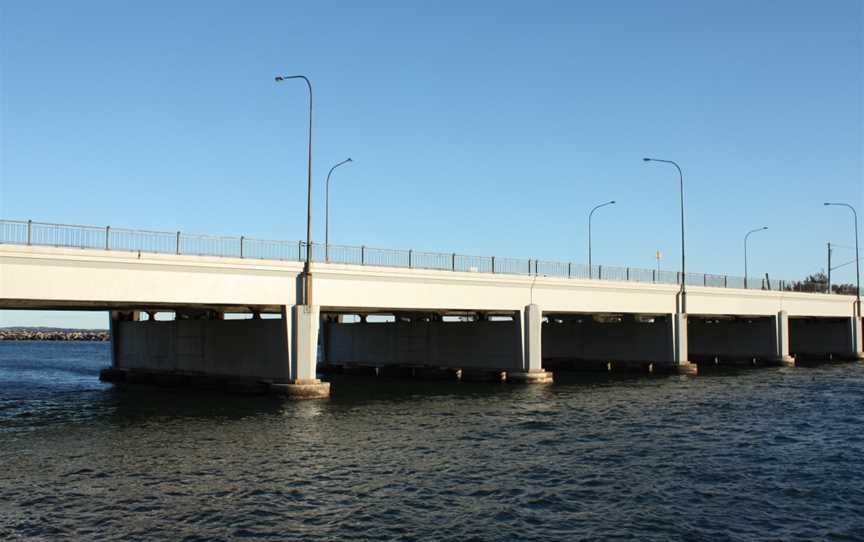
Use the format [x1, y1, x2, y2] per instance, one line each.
[1, 219, 862, 398]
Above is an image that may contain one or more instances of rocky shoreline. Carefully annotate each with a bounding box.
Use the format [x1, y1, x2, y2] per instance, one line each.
[0, 328, 110, 341]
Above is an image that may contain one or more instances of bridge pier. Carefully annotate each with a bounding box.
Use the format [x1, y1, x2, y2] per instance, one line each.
[100, 306, 330, 399]
[669, 313, 699, 375]
[510, 304, 553, 383]
[271, 304, 330, 399]
[773, 311, 796, 366]
[671, 314, 697, 374]
[851, 315, 864, 361]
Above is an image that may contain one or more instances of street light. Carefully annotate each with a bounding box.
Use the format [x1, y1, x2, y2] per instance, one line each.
[643, 157, 686, 313]
[275, 74, 314, 306]
[588, 200, 615, 278]
[325, 157, 353, 262]
[824, 202, 860, 315]
[744, 226, 768, 289]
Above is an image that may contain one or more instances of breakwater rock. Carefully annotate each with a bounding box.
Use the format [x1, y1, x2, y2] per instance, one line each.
[0, 328, 110, 341]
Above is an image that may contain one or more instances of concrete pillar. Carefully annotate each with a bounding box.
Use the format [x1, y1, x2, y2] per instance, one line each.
[271, 305, 330, 399]
[510, 304, 553, 383]
[668, 313, 697, 375]
[773, 310, 795, 366]
[851, 316, 864, 361]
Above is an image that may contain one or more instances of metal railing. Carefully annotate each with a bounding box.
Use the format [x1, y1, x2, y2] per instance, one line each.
[0, 218, 844, 295]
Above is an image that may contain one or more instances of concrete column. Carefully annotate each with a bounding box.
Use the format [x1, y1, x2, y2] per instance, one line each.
[271, 305, 330, 399]
[851, 315, 864, 361]
[510, 304, 553, 383]
[773, 310, 795, 366]
[668, 313, 697, 375]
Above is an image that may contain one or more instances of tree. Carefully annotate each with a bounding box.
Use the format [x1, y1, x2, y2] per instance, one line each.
[784, 270, 859, 295]
[786, 271, 828, 293]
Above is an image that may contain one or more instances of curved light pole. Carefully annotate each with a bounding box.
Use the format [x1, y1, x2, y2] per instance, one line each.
[588, 200, 615, 278]
[824, 202, 860, 315]
[744, 226, 768, 289]
[643, 157, 686, 313]
[325, 157, 353, 262]
[275, 74, 314, 306]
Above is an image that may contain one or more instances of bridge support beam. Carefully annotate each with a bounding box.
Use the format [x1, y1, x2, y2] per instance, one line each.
[773, 311, 795, 366]
[510, 304, 553, 384]
[272, 304, 330, 399]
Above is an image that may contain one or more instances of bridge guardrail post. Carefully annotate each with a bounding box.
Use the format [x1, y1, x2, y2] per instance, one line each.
[240, 236, 244, 258]
[408, 249, 412, 268]
[568, 262, 571, 278]
[598, 265, 602, 280]
[626, 267, 630, 281]
[176, 231, 181, 255]
[361, 245, 365, 265]
[492, 256, 496, 273]
[652, 269, 656, 283]
[452, 252, 456, 271]
[703, 274, 707, 287]
[105, 226, 110, 250]
[27, 219, 32, 245]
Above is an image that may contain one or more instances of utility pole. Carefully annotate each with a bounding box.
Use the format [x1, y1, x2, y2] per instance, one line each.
[827, 242, 832, 294]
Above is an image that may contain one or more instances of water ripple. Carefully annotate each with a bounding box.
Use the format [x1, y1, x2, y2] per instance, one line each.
[2, 343, 864, 540]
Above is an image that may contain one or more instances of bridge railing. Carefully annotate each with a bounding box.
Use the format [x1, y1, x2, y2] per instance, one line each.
[0, 219, 841, 296]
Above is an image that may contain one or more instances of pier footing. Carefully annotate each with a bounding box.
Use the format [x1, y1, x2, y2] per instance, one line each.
[650, 361, 698, 376]
[271, 379, 331, 399]
[774, 355, 796, 367]
[507, 370, 554, 384]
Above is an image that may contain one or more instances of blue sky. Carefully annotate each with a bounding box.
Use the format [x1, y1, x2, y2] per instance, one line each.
[1, 0, 862, 328]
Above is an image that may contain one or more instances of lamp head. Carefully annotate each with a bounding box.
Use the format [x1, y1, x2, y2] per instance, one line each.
[762, 226, 768, 230]
[346, 157, 353, 162]
[610, 200, 616, 204]
[642, 158, 651, 162]
[274, 76, 285, 82]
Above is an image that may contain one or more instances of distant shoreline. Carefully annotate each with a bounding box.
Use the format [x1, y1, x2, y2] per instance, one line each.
[0, 328, 110, 342]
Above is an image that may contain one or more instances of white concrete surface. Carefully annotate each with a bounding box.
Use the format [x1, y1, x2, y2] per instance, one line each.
[1, 245, 856, 319]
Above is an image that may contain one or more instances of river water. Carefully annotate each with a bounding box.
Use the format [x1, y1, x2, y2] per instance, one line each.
[1, 341, 863, 541]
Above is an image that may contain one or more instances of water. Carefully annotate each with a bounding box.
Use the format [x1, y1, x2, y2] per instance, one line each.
[1, 342, 863, 541]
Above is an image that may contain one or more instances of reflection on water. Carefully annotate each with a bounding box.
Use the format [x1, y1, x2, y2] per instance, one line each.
[1, 342, 863, 540]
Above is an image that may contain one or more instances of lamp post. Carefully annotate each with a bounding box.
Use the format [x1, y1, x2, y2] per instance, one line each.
[325, 157, 353, 262]
[744, 226, 768, 289]
[275, 74, 314, 306]
[643, 157, 686, 313]
[588, 200, 615, 278]
[824, 202, 860, 316]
